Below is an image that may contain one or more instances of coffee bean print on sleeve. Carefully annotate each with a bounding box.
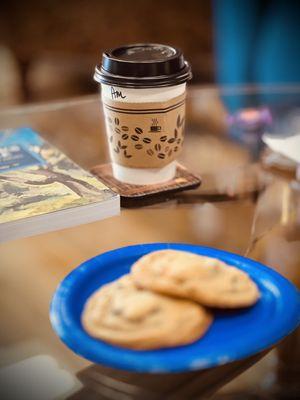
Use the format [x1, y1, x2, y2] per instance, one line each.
[106, 102, 185, 166]
[124, 150, 132, 158]
[176, 114, 184, 128]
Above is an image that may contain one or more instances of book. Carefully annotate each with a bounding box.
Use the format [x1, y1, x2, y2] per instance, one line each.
[0, 128, 120, 242]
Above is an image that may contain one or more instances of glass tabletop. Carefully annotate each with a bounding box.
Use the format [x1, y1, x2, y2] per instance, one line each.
[0, 85, 299, 399]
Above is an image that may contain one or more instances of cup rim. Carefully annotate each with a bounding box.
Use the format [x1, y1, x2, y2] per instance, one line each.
[94, 63, 192, 88]
[94, 43, 192, 88]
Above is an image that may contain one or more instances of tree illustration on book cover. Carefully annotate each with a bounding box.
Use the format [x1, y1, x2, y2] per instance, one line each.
[0, 128, 115, 224]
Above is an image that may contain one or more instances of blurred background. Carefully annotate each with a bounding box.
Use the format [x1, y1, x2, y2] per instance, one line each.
[0, 0, 213, 106]
[1, 0, 299, 107]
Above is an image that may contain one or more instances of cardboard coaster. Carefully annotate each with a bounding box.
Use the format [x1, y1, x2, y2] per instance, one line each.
[91, 163, 201, 207]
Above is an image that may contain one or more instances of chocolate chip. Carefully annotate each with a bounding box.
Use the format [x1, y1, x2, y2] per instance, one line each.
[121, 126, 129, 131]
[174, 146, 179, 152]
[135, 127, 143, 134]
[135, 144, 143, 150]
[160, 136, 167, 142]
[143, 137, 151, 144]
[151, 306, 160, 314]
[131, 135, 139, 141]
[158, 153, 165, 159]
[114, 147, 120, 153]
[177, 138, 181, 144]
[122, 134, 129, 140]
[155, 144, 161, 151]
[174, 129, 178, 138]
[147, 149, 154, 156]
[168, 138, 175, 144]
[115, 128, 121, 134]
[115, 117, 119, 125]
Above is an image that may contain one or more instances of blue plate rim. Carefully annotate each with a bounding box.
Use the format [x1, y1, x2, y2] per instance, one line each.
[50, 243, 300, 373]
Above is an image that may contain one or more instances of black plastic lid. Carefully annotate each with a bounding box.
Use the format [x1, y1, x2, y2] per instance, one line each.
[94, 43, 192, 88]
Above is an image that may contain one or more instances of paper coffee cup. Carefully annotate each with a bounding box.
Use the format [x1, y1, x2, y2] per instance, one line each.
[94, 44, 192, 185]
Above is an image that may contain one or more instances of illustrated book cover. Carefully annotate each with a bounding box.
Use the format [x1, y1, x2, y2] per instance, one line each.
[0, 128, 119, 242]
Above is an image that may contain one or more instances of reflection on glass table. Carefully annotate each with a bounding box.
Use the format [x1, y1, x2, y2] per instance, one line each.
[0, 85, 299, 399]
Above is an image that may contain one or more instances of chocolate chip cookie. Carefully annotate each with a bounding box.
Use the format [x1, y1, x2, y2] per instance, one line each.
[82, 275, 212, 350]
[131, 250, 260, 308]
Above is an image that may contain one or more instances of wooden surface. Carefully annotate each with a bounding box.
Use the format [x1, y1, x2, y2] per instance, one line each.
[0, 89, 299, 398]
[0, 198, 259, 395]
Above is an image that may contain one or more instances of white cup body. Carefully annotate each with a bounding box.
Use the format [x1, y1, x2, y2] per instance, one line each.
[100, 83, 186, 185]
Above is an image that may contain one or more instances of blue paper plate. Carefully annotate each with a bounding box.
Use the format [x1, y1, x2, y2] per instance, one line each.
[50, 243, 300, 373]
